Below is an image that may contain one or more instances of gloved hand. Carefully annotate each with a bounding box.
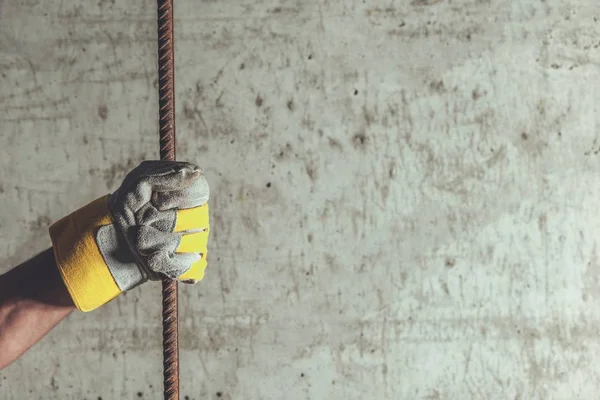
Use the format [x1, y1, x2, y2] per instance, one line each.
[49, 161, 210, 312]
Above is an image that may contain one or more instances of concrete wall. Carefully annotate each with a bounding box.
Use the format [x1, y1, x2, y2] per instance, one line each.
[2, 0, 600, 398]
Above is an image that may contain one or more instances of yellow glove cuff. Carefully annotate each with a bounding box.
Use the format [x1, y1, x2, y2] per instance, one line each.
[49, 196, 121, 312]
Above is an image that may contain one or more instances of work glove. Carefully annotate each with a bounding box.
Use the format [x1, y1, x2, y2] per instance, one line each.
[49, 161, 210, 312]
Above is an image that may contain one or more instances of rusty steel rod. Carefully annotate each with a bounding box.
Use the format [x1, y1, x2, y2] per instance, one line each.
[156, 0, 179, 398]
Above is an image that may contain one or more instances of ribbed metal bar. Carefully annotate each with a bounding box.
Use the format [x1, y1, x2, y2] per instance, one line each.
[156, 0, 179, 398]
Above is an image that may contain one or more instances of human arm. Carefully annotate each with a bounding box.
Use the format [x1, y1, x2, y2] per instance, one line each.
[0, 248, 74, 369]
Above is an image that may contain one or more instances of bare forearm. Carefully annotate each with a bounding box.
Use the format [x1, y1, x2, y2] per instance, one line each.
[0, 248, 74, 369]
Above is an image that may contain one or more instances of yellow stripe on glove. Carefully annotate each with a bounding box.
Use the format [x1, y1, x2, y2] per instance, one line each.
[174, 204, 209, 282]
[174, 204, 209, 232]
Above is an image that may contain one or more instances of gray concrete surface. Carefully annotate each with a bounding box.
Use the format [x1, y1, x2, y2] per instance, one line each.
[1, 0, 600, 399]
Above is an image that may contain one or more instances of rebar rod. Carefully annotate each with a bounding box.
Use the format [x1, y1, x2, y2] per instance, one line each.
[156, 0, 179, 398]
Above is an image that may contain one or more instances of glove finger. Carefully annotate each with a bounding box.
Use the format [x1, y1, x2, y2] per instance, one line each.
[128, 160, 201, 193]
[134, 225, 180, 256]
[135, 203, 176, 232]
[175, 230, 208, 254]
[141, 161, 202, 193]
[147, 251, 201, 280]
[178, 255, 207, 283]
[133, 160, 200, 181]
[152, 174, 209, 211]
[116, 161, 202, 212]
[174, 204, 209, 233]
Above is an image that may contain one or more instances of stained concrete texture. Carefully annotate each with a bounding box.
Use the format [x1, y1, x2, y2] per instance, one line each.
[2, 0, 600, 399]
